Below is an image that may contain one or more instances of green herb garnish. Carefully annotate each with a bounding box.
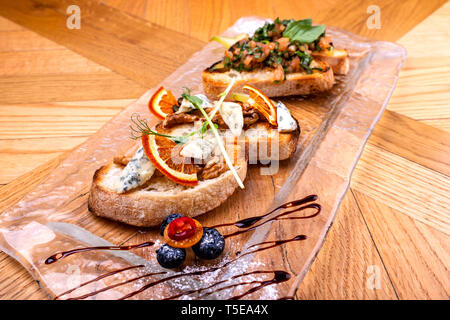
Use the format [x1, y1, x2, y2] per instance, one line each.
[283, 19, 325, 44]
[130, 113, 203, 144]
[296, 50, 314, 74]
[253, 21, 275, 41]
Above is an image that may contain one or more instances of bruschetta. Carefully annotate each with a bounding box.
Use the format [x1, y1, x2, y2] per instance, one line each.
[203, 18, 349, 99]
[88, 84, 300, 227]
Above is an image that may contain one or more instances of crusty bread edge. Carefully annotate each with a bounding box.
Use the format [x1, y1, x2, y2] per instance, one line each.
[202, 62, 335, 99]
[311, 53, 350, 75]
[88, 159, 247, 227]
[237, 121, 300, 162]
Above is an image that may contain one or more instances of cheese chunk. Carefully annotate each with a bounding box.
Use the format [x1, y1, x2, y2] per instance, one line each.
[219, 101, 244, 137]
[180, 138, 216, 160]
[177, 94, 211, 113]
[276, 101, 297, 132]
[115, 147, 155, 193]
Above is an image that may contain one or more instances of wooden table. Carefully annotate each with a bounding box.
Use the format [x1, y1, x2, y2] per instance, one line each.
[0, 0, 448, 300]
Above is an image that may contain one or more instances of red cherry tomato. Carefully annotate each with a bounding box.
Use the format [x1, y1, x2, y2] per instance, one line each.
[164, 218, 203, 248]
[167, 217, 197, 241]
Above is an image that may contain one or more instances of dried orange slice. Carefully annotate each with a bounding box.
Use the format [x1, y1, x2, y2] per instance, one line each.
[141, 127, 199, 186]
[148, 86, 178, 120]
[163, 217, 203, 248]
[242, 85, 277, 126]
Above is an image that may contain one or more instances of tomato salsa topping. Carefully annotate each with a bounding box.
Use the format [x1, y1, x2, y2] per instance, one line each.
[209, 18, 332, 80]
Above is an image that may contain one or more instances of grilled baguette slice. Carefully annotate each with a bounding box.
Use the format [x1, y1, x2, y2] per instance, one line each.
[88, 143, 247, 227]
[202, 60, 334, 100]
[311, 49, 350, 75]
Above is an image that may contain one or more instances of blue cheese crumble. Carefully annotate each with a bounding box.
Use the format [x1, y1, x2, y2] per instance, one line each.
[276, 101, 297, 132]
[219, 101, 244, 137]
[180, 137, 216, 160]
[177, 94, 211, 113]
[115, 147, 155, 193]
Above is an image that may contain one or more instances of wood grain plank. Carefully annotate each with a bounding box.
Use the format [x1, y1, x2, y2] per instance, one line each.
[420, 118, 450, 133]
[145, 0, 191, 38]
[369, 110, 450, 176]
[0, 49, 109, 76]
[0, 100, 128, 117]
[0, 251, 48, 299]
[0, 73, 145, 104]
[142, 0, 447, 42]
[320, 0, 447, 41]
[0, 29, 64, 51]
[0, 152, 65, 212]
[387, 64, 450, 120]
[347, 2, 450, 300]
[187, 0, 275, 41]
[0, 99, 135, 183]
[0, 0, 205, 88]
[0, 15, 23, 31]
[352, 143, 450, 235]
[0, 16, 147, 104]
[387, 2, 450, 120]
[103, 0, 147, 18]
[297, 191, 397, 299]
[0, 106, 119, 139]
[0, 137, 87, 183]
[0, 150, 140, 300]
[0, 0, 446, 297]
[353, 190, 450, 299]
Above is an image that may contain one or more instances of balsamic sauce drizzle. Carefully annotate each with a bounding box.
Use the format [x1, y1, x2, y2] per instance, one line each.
[210, 194, 318, 230]
[222, 204, 319, 239]
[235, 235, 307, 256]
[45, 241, 155, 265]
[228, 271, 291, 300]
[162, 270, 276, 300]
[54, 264, 144, 300]
[66, 270, 168, 300]
[60, 234, 307, 300]
[47, 194, 321, 300]
[116, 234, 307, 301]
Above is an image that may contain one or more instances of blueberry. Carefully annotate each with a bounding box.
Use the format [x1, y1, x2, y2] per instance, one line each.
[160, 213, 183, 235]
[156, 244, 186, 269]
[192, 228, 225, 260]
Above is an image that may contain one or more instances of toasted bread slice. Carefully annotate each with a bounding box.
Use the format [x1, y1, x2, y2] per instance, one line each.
[88, 144, 247, 227]
[202, 60, 334, 99]
[89, 108, 299, 227]
[311, 49, 349, 75]
[236, 121, 300, 162]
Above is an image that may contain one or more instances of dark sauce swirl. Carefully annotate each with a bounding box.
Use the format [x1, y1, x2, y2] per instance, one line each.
[48, 194, 320, 300]
[45, 242, 155, 265]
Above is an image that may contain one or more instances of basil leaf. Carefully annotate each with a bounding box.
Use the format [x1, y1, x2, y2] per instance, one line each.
[287, 18, 312, 27]
[283, 20, 325, 44]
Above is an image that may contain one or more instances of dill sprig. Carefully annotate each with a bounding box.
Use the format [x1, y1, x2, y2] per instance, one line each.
[130, 112, 211, 144]
[129, 113, 190, 144]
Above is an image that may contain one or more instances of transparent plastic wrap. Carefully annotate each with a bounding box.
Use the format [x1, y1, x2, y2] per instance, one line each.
[0, 17, 405, 300]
